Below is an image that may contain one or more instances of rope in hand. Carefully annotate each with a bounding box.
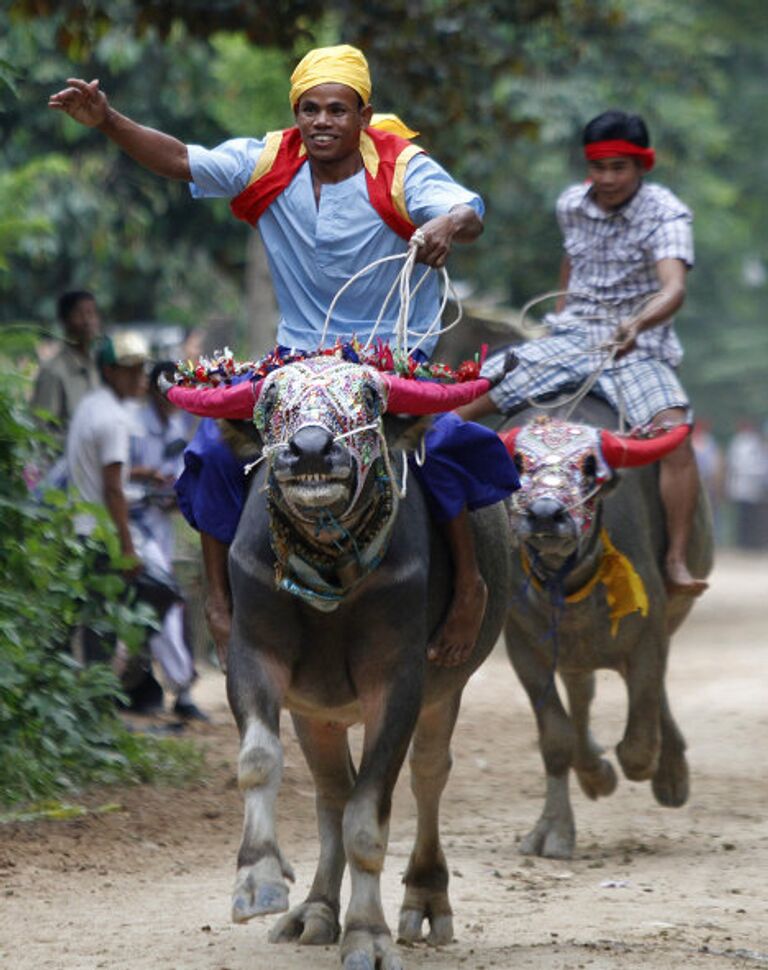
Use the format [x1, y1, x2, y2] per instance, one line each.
[502, 289, 661, 434]
[318, 230, 463, 358]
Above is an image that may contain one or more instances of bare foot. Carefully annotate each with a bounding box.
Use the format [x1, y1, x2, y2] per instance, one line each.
[665, 559, 709, 597]
[427, 575, 488, 667]
[205, 596, 231, 671]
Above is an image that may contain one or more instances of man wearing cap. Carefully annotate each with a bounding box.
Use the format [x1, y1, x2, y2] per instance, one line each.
[67, 331, 149, 570]
[459, 110, 707, 596]
[66, 331, 154, 700]
[50, 44, 519, 665]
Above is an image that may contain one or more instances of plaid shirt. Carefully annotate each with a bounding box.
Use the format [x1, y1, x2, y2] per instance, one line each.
[547, 180, 694, 366]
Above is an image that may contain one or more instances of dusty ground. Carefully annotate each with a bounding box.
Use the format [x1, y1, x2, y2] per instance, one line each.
[1, 550, 766, 970]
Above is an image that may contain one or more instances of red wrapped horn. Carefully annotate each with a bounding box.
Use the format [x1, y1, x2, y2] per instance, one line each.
[167, 379, 263, 419]
[600, 423, 691, 468]
[382, 375, 491, 414]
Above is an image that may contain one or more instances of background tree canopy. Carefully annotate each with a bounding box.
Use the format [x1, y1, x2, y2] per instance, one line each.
[2, 0, 766, 433]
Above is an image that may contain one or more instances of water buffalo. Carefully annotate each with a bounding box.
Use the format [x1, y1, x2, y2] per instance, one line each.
[499, 398, 713, 859]
[169, 357, 511, 969]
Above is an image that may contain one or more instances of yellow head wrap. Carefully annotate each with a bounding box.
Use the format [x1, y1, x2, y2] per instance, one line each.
[289, 44, 419, 140]
[290, 44, 371, 108]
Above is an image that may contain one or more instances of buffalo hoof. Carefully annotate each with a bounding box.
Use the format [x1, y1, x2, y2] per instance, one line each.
[231, 869, 289, 923]
[652, 752, 689, 807]
[269, 899, 340, 945]
[616, 738, 659, 782]
[519, 817, 575, 859]
[342, 929, 404, 970]
[576, 758, 618, 800]
[398, 908, 453, 946]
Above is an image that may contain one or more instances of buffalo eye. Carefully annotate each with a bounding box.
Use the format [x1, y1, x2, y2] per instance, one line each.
[361, 382, 381, 418]
[581, 452, 598, 479]
[259, 382, 279, 429]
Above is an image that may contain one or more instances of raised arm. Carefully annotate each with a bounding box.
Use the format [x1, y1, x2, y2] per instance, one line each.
[49, 78, 191, 182]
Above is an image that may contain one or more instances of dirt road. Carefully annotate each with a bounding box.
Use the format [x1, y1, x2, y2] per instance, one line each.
[1, 550, 766, 970]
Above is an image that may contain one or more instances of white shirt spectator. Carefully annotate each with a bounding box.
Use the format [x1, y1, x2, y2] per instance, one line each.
[67, 384, 137, 534]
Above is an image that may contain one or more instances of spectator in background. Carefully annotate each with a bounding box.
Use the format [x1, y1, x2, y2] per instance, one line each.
[129, 362, 207, 721]
[692, 420, 725, 543]
[67, 331, 160, 710]
[725, 420, 768, 550]
[32, 290, 101, 432]
[67, 332, 205, 719]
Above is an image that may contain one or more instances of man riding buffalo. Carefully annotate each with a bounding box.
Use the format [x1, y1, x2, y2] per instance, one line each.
[459, 110, 708, 597]
[50, 44, 519, 666]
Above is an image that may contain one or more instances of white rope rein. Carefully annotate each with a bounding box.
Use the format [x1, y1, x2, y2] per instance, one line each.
[503, 289, 660, 434]
[318, 232, 463, 357]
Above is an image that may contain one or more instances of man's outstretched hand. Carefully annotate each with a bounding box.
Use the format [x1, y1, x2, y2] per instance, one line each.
[48, 78, 108, 127]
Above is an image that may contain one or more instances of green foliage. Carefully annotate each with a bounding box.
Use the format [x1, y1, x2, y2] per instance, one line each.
[207, 36, 294, 136]
[0, 155, 70, 271]
[10, 0, 326, 54]
[0, 370, 200, 808]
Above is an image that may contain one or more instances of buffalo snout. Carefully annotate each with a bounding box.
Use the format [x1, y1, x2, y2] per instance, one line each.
[272, 424, 354, 517]
[272, 425, 352, 479]
[527, 497, 569, 532]
[516, 495, 579, 561]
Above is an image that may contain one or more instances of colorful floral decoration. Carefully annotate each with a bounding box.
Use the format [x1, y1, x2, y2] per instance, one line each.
[174, 339, 488, 388]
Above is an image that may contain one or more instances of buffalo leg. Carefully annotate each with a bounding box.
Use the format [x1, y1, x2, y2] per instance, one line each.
[651, 684, 689, 807]
[340, 665, 423, 970]
[507, 625, 576, 858]
[398, 691, 462, 946]
[616, 637, 664, 781]
[269, 714, 355, 945]
[561, 670, 618, 800]
[227, 646, 294, 923]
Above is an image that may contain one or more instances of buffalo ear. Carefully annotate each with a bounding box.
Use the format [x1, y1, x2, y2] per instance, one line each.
[384, 414, 434, 452]
[217, 418, 263, 460]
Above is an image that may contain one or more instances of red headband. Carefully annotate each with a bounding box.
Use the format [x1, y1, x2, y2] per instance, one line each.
[585, 139, 655, 171]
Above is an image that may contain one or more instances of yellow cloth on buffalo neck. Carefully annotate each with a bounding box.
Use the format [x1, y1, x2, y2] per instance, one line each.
[289, 45, 419, 140]
[522, 528, 649, 637]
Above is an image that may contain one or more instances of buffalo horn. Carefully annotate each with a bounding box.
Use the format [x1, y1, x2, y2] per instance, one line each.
[382, 375, 492, 414]
[166, 379, 263, 419]
[600, 423, 691, 468]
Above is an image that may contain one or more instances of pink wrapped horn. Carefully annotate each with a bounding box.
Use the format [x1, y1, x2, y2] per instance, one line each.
[166, 379, 263, 419]
[600, 423, 691, 468]
[166, 374, 493, 419]
[382, 375, 491, 414]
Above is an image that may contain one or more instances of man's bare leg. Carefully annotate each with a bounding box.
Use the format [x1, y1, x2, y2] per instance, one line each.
[200, 530, 232, 670]
[654, 409, 709, 597]
[427, 508, 488, 667]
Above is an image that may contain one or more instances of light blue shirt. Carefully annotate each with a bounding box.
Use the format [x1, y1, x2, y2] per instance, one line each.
[188, 136, 484, 356]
